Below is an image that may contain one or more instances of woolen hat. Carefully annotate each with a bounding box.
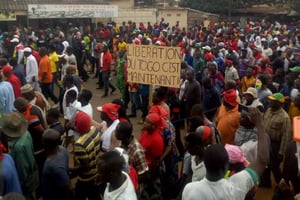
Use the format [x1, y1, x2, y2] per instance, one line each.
[74, 111, 91, 134]
[0, 112, 28, 138]
[21, 84, 33, 94]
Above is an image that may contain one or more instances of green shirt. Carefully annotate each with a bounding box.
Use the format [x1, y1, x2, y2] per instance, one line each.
[9, 131, 39, 192]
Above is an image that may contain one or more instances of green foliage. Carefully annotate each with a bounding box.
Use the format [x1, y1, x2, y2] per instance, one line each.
[179, 0, 231, 14]
[179, 0, 297, 14]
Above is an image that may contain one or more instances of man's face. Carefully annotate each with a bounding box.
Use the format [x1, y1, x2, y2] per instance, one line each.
[269, 100, 282, 110]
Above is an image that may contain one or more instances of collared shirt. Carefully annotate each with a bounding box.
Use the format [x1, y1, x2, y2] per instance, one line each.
[8, 131, 39, 192]
[25, 54, 39, 83]
[126, 138, 148, 175]
[225, 66, 239, 82]
[74, 126, 101, 181]
[264, 107, 292, 155]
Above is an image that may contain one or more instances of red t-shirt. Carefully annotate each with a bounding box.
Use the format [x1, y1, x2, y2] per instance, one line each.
[139, 129, 164, 171]
[7, 74, 21, 98]
[102, 51, 112, 72]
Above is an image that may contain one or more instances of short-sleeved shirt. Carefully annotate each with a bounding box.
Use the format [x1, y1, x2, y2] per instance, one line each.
[23, 104, 47, 152]
[74, 127, 101, 181]
[49, 51, 59, 73]
[225, 66, 239, 82]
[139, 129, 164, 171]
[102, 51, 112, 72]
[39, 55, 53, 83]
[127, 138, 148, 175]
[42, 146, 69, 200]
[182, 168, 259, 200]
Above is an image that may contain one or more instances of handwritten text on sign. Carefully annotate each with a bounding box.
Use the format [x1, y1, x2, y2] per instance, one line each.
[127, 44, 181, 88]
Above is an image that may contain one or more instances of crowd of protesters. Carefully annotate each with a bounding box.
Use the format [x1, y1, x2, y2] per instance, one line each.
[1, 16, 300, 200]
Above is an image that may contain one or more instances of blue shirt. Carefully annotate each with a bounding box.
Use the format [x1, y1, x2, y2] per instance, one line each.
[42, 146, 69, 200]
[2, 154, 22, 195]
[0, 81, 15, 114]
[13, 64, 26, 86]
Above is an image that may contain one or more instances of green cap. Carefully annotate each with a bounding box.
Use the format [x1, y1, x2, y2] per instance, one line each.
[290, 66, 300, 73]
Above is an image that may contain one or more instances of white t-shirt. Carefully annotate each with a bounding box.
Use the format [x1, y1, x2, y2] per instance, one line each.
[78, 103, 93, 118]
[191, 156, 206, 182]
[104, 172, 137, 200]
[182, 169, 258, 200]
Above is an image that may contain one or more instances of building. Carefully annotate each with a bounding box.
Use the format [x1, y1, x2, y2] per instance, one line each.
[0, 0, 219, 31]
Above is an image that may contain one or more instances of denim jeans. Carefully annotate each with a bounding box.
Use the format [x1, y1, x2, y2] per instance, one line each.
[102, 71, 115, 95]
[129, 91, 138, 116]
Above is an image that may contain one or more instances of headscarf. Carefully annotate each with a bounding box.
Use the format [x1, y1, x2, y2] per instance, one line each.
[225, 144, 249, 167]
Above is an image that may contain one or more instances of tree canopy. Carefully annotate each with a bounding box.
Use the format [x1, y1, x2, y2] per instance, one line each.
[179, 0, 299, 15]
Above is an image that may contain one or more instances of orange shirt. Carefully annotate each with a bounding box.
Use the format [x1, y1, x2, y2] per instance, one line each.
[241, 76, 256, 93]
[216, 104, 240, 145]
[38, 55, 52, 83]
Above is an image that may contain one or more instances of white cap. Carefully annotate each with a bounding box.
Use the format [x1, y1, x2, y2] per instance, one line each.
[10, 38, 19, 43]
[23, 47, 32, 53]
[202, 45, 211, 51]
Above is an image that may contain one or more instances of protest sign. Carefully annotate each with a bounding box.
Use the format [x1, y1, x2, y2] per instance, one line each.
[127, 44, 181, 88]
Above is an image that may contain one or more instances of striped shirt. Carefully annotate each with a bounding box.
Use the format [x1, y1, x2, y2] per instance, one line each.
[264, 107, 292, 155]
[74, 126, 101, 181]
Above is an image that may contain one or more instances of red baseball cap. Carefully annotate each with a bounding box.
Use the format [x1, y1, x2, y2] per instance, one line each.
[97, 103, 120, 120]
[2, 65, 13, 73]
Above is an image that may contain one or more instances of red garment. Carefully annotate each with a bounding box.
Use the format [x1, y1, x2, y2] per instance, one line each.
[31, 50, 41, 64]
[102, 51, 112, 72]
[129, 165, 138, 191]
[7, 74, 22, 98]
[209, 71, 225, 88]
[139, 129, 164, 171]
[253, 66, 274, 77]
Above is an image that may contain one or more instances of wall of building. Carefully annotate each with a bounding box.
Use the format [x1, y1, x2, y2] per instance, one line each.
[187, 9, 220, 28]
[112, 8, 157, 26]
[157, 8, 188, 29]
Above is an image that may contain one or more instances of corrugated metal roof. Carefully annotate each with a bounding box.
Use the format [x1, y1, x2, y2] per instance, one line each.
[0, 0, 36, 11]
[0, 0, 107, 11]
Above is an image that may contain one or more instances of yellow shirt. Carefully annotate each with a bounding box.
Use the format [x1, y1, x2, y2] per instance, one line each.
[49, 51, 59, 73]
[288, 103, 300, 122]
[118, 42, 127, 52]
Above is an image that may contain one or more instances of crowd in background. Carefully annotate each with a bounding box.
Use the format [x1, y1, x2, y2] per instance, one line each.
[1, 17, 300, 200]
